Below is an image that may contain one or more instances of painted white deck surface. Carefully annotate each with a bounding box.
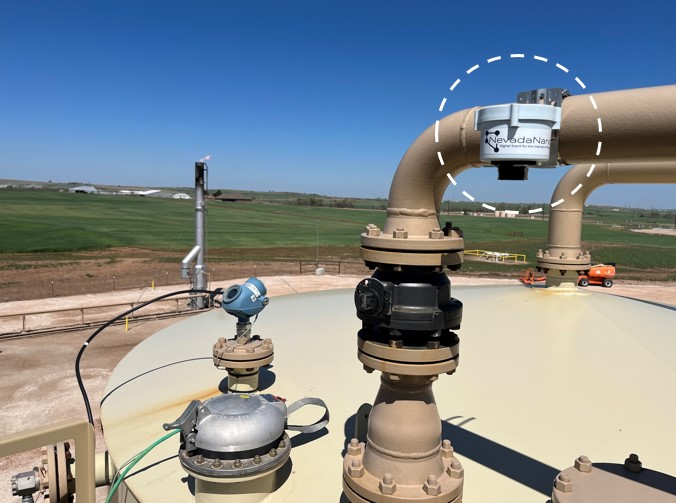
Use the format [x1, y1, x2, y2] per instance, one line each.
[101, 285, 676, 502]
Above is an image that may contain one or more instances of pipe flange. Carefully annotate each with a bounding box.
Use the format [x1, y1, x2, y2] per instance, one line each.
[357, 334, 459, 375]
[536, 257, 591, 272]
[360, 247, 463, 268]
[358, 337, 459, 363]
[343, 444, 463, 503]
[358, 352, 458, 376]
[361, 234, 464, 252]
[180, 433, 291, 481]
[213, 337, 274, 369]
[552, 455, 676, 503]
[40, 442, 73, 503]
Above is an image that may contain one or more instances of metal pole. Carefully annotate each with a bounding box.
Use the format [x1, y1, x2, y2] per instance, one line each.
[316, 220, 319, 269]
[194, 162, 207, 308]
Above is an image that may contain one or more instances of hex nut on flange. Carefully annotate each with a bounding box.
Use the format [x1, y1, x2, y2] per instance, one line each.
[555, 473, 573, 492]
[423, 474, 441, 496]
[365, 224, 381, 237]
[347, 438, 364, 456]
[392, 227, 408, 239]
[348, 459, 365, 478]
[379, 473, 397, 495]
[429, 228, 443, 239]
[440, 439, 454, 458]
[574, 455, 592, 472]
[447, 459, 464, 479]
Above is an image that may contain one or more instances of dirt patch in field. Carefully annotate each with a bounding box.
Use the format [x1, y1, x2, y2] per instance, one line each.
[1, 247, 674, 305]
[0, 247, 370, 302]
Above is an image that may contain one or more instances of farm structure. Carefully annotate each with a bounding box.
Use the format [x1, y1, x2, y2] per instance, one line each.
[214, 193, 253, 203]
[68, 186, 98, 194]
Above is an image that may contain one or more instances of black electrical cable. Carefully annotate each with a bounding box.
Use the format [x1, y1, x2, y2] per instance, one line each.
[75, 288, 220, 426]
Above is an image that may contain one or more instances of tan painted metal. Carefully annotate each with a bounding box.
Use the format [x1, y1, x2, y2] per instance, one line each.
[193, 474, 280, 503]
[98, 286, 676, 502]
[551, 454, 675, 502]
[557, 86, 676, 164]
[95, 450, 115, 487]
[0, 418, 96, 502]
[537, 162, 676, 285]
[70, 449, 116, 488]
[212, 335, 274, 392]
[365, 85, 676, 266]
[343, 374, 464, 502]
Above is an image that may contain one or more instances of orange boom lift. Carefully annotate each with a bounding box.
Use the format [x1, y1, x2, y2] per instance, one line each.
[578, 263, 616, 288]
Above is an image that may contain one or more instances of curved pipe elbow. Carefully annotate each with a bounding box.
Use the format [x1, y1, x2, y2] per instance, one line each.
[373, 85, 676, 267]
[540, 161, 676, 273]
[386, 86, 676, 231]
[384, 107, 483, 236]
[181, 245, 201, 278]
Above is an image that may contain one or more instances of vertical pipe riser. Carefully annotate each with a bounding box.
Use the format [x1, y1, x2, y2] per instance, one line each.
[195, 163, 207, 308]
[363, 376, 445, 485]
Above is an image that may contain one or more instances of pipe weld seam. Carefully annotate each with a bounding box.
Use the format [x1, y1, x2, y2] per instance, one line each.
[366, 436, 440, 459]
[387, 207, 438, 217]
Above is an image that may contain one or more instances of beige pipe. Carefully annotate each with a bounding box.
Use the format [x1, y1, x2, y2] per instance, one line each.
[0, 419, 96, 503]
[384, 107, 483, 236]
[558, 86, 676, 164]
[379, 85, 676, 253]
[538, 162, 676, 285]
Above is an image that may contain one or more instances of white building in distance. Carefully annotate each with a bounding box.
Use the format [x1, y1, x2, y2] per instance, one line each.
[68, 186, 98, 194]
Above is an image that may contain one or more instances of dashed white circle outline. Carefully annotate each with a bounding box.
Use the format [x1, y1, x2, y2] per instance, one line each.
[437, 53, 602, 214]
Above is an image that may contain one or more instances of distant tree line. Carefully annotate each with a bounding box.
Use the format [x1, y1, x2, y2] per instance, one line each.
[294, 197, 355, 208]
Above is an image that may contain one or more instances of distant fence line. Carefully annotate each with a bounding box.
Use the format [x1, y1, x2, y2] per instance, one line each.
[0, 260, 369, 336]
[0, 260, 372, 302]
[0, 293, 209, 338]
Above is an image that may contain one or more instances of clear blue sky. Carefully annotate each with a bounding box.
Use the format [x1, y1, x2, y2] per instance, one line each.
[1, 1, 675, 209]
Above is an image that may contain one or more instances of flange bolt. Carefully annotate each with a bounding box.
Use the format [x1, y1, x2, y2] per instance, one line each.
[347, 438, 363, 456]
[423, 474, 441, 496]
[379, 472, 397, 495]
[447, 459, 464, 479]
[555, 473, 573, 492]
[574, 455, 592, 472]
[348, 459, 365, 478]
[441, 439, 454, 458]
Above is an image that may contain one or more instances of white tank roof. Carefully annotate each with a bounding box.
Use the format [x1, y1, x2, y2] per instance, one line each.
[100, 284, 676, 502]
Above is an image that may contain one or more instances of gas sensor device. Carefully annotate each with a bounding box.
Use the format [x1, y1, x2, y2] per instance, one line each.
[474, 88, 566, 180]
[222, 277, 269, 323]
[214, 278, 272, 392]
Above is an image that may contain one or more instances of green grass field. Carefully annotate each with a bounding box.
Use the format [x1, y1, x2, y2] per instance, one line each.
[1, 189, 674, 278]
[0, 190, 385, 253]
